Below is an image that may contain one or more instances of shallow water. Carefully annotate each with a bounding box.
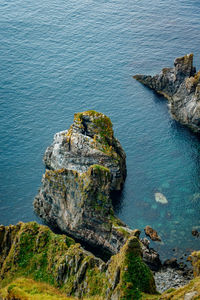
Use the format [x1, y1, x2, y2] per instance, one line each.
[1, 0, 200, 260]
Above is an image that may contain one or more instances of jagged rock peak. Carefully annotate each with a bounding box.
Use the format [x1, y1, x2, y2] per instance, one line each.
[44, 110, 126, 191]
[134, 54, 200, 132]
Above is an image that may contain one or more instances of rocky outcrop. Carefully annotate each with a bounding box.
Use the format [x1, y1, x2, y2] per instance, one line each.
[0, 222, 156, 300]
[34, 111, 128, 256]
[134, 54, 200, 132]
[44, 110, 126, 191]
[144, 225, 161, 242]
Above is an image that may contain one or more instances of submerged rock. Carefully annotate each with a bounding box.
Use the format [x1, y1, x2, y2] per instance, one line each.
[192, 229, 199, 237]
[155, 192, 168, 204]
[134, 54, 200, 132]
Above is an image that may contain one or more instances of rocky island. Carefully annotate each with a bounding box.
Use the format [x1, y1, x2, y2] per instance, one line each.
[134, 54, 200, 132]
[34, 110, 130, 256]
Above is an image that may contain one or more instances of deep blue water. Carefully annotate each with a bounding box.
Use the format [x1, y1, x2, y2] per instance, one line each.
[1, 0, 200, 260]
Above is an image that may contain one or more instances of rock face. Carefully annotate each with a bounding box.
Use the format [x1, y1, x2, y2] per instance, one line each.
[44, 110, 126, 191]
[34, 164, 130, 255]
[134, 54, 200, 132]
[34, 111, 129, 255]
[0, 222, 156, 299]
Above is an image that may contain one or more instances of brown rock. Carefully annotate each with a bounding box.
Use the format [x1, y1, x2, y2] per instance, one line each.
[144, 225, 161, 242]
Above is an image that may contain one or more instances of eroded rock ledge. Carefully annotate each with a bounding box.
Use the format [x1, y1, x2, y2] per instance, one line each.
[134, 54, 200, 132]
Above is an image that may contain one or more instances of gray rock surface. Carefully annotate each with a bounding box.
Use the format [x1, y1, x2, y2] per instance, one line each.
[44, 110, 126, 191]
[154, 267, 193, 293]
[134, 54, 200, 132]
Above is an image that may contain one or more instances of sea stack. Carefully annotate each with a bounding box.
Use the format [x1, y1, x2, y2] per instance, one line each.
[134, 54, 200, 132]
[34, 110, 129, 255]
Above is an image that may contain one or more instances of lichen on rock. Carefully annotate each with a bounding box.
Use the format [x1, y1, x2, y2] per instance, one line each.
[134, 54, 200, 132]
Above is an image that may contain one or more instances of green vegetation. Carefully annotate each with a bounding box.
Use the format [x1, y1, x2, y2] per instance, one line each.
[0, 223, 159, 300]
[73, 110, 120, 158]
[1, 222, 200, 299]
[0, 222, 75, 289]
[108, 237, 156, 300]
[0, 277, 106, 300]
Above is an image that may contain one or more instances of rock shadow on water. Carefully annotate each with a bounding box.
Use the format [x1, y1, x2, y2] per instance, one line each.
[110, 189, 124, 214]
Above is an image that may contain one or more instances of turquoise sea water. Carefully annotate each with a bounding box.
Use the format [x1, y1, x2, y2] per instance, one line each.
[1, 0, 200, 260]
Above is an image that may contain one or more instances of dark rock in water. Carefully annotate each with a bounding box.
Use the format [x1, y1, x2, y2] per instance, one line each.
[134, 54, 200, 133]
[144, 225, 161, 242]
[163, 258, 179, 269]
[192, 229, 199, 237]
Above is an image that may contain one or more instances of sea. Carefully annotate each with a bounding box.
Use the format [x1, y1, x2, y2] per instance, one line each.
[1, 0, 200, 261]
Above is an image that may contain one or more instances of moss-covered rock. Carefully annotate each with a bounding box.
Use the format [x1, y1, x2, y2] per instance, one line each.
[0, 222, 157, 300]
[188, 251, 200, 277]
[107, 236, 156, 300]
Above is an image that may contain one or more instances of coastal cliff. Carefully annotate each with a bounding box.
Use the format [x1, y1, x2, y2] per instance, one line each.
[134, 54, 200, 132]
[0, 222, 156, 299]
[1, 222, 200, 299]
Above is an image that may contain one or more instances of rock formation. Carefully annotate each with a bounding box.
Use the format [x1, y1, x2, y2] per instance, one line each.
[144, 225, 161, 242]
[34, 111, 130, 256]
[0, 222, 156, 299]
[134, 54, 200, 132]
[34, 110, 161, 269]
[44, 110, 126, 191]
